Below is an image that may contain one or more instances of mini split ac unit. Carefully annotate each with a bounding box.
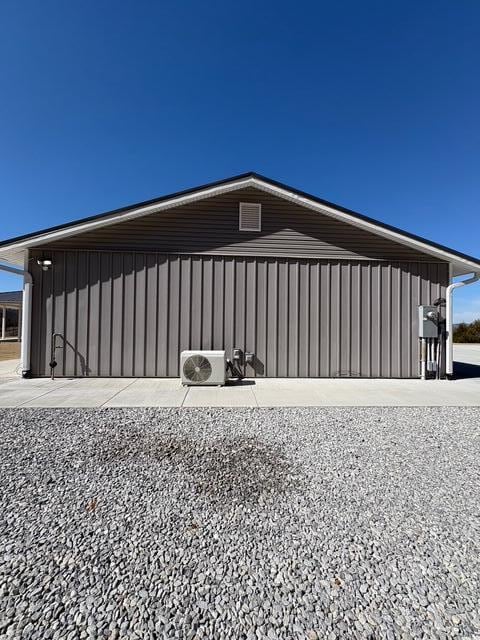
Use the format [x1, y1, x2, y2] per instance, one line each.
[181, 350, 227, 386]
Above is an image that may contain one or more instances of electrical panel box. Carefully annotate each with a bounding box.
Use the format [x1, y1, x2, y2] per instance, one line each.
[418, 305, 438, 338]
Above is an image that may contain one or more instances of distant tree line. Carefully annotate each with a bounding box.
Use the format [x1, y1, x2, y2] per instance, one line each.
[453, 319, 480, 343]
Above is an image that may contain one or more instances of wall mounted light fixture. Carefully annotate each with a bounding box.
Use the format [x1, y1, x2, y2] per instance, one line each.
[37, 257, 53, 271]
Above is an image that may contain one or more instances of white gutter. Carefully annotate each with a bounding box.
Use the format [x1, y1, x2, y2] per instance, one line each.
[445, 272, 480, 379]
[0, 261, 33, 377]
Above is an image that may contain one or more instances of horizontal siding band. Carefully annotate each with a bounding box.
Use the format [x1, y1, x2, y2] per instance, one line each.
[34, 245, 443, 263]
[43, 187, 442, 263]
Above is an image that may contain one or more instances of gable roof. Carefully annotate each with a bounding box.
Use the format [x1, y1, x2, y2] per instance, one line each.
[0, 172, 479, 276]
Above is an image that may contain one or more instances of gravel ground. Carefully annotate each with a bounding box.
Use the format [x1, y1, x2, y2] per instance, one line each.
[0, 407, 479, 640]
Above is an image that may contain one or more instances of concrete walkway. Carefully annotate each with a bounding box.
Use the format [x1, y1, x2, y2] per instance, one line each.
[0, 345, 478, 407]
[0, 357, 21, 379]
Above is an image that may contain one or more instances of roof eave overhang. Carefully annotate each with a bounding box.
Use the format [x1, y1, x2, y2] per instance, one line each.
[0, 176, 479, 277]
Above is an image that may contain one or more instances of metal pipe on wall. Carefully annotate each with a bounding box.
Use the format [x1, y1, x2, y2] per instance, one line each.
[445, 273, 479, 379]
[420, 338, 426, 380]
[21, 280, 33, 377]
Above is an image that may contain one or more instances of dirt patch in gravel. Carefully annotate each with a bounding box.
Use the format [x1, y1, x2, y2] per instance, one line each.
[96, 432, 303, 503]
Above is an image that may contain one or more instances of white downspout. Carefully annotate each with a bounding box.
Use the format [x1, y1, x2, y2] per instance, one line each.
[445, 272, 480, 379]
[0, 261, 33, 377]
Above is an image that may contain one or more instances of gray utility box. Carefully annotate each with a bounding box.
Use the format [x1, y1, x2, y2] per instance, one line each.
[418, 305, 438, 338]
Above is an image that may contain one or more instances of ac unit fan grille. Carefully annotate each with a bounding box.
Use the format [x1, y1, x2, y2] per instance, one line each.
[183, 354, 212, 382]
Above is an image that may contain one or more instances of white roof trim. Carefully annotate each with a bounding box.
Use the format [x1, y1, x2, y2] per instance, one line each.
[1, 176, 479, 275]
[249, 180, 480, 275]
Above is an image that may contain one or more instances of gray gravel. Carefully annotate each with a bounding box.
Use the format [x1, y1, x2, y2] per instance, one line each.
[0, 407, 479, 640]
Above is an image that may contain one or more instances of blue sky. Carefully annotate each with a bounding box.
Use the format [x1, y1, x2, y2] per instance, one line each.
[1, 0, 479, 321]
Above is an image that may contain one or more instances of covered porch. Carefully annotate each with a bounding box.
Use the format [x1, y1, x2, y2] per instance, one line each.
[0, 291, 22, 342]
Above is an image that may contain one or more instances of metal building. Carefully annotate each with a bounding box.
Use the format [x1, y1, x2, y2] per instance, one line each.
[0, 173, 479, 378]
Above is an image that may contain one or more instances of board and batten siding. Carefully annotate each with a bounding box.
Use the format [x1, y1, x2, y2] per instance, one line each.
[30, 250, 448, 378]
[43, 188, 442, 263]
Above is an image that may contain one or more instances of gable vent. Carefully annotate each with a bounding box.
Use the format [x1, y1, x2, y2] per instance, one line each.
[239, 202, 261, 231]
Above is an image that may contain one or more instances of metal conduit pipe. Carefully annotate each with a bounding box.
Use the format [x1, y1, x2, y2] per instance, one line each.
[445, 272, 480, 379]
[0, 262, 33, 377]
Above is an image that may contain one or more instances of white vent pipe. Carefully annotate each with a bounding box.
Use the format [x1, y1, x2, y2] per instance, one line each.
[445, 272, 479, 378]
[0, 262, 33, 377]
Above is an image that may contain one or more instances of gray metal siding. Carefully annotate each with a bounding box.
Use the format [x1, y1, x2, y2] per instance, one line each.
[41, 188, 442, 263]
[30, 250, 448, 378]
